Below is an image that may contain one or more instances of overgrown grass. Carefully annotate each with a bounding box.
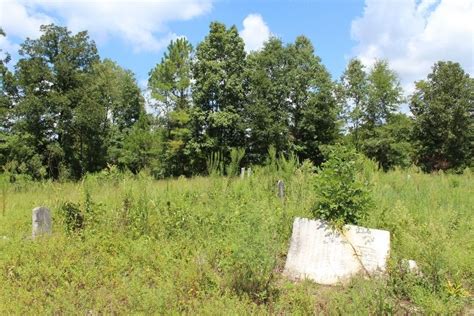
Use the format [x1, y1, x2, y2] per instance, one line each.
[0, 167, 472, 314]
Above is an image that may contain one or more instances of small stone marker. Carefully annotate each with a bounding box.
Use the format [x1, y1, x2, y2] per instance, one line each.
[240, 167, 246, 179]
[277, 180, 285, 199]
[283, 217, 390, 285]
[401, 259, 421, 275]
[247, 167, 252, 177]
[32, 206, 52, 238]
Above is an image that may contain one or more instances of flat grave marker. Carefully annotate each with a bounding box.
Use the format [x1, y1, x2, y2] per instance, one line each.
[283, 217, 390, 285]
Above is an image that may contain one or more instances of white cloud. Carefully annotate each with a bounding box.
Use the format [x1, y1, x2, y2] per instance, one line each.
[350, 0, 474, 93]
[0, 0, 54, 39]
[0, 0, 212, 53]
[240, 14, 271, 52]
[0, 0, 54, 59]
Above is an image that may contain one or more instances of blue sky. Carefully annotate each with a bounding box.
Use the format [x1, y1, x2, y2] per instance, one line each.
[1, 0, 473, 94]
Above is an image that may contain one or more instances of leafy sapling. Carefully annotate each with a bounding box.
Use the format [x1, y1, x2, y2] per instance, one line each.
[312, 145, 373, 228]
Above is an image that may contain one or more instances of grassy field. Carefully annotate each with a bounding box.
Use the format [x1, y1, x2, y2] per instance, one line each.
[0, 165, 472, 314]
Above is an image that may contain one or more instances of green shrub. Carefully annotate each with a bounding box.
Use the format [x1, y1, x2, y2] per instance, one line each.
[312, 145, 373, 226]
[59, 202, 84, 233]
[226, 147, 245, 177]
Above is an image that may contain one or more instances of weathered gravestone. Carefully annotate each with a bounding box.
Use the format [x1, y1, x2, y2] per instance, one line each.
[283, 217, 390, 285]
[32, 206, 52, 238]
[277, 180, 285, 199]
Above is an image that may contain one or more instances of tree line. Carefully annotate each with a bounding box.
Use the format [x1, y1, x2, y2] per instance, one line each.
[0, 23, 472, 180]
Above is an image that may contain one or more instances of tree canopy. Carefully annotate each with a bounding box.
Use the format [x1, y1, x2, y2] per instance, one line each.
[0, 23, 472, 179]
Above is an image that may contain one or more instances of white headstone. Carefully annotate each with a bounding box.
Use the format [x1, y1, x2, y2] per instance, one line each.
[240, 167, 246, 179]
[283, 217, 390, 285]
[247, 167, 252, 177]
[32, 206, 52, 238]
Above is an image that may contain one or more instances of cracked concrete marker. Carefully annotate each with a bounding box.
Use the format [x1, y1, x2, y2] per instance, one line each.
[283, 217, 390, 285]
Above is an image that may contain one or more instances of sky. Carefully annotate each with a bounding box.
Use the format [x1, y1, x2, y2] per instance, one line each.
[1, 0, 473, 95]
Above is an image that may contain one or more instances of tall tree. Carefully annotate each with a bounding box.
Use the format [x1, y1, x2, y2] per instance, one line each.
[340, 58, 410, 169]
[365, 60, 403, 129]
[12, 24, 100, 179]
[0, 28, 17, 168]
[118, 114, 162, 176]
[410, 61, 473, 171]
[288, 36, 339, 164]
[149, 38, 193, 113]
[92, 59, 145, 168]
[148, 38, 193, 176]
[193, 22, 246, 166]
[245, 37, 291, 164]
[340, 58, 368, 149]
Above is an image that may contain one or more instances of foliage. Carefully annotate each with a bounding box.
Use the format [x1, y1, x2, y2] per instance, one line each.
[117, 114, 162, 176]
[226, 147, 245, 176]
[59, 201, 84, 233]
[148, 38, 193, 176]
[1, 22, 473, 178]
[340, 58, 368, 149]
[365, 59, 403, 128]
[288, 36, 339, 164]
[312, 145, 373, 226]
[360, 113, 414, 170]
[3, 25, 144, 180]
[148, 38, 193, 112]
[192, 22, 247, 164]
[0, 170, 472, 314]
[340, 58, 407, 170]
[245, 36, 339, 165]
[244, 38, 292, 164]
[12, 24, 100, 179]
[410, 61, 473, 172]
[206, 151, 224, 176]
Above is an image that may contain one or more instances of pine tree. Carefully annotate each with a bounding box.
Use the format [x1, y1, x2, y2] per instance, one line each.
[148, 38, 193, 176]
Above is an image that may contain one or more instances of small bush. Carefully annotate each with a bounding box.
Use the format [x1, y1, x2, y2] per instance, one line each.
[226, 147, 245, 177]
[59, 202, 84, 233]
[312, 145, 373, 226]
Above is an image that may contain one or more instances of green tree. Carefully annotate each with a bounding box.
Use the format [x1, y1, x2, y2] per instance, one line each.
[288, 36, 339, 164]
[360, 113, 414, 170]
[410, 61, 474, 171]
[0, 28, 17, 169]
[149, 38, 193, 113]
[312, 144, 373, 226]
[148, 38, 193, 176]
[245, 36, 339, 165]
[245, 37, 291, 164]
[193, 22, 246, 167]
[95, 60, 144, 132]
[0, 28, 13, 129]
[341, 59, 407, 169]
[359, 60, 406, 169]
[341, 58, 368, 149]
[365, 60, 403, 129]
[11, 24, 100, 179]
[118, 114, 162, 176]
[92, 59, 145, 167]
